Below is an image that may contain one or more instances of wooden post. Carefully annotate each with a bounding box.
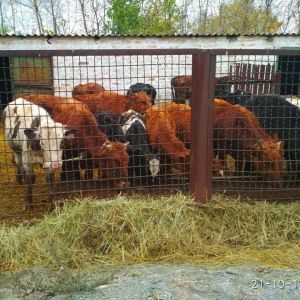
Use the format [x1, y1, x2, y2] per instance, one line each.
[190, 51, 216, 205]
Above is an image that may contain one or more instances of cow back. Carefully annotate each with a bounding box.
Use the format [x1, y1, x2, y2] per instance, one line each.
[72, 82, 105, 97]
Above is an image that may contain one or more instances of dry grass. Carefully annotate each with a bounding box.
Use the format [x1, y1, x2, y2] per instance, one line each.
[1, 193, 300, 272]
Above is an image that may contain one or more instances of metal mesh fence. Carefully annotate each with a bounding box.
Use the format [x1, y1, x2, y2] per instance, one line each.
[0, 49, 300, 223]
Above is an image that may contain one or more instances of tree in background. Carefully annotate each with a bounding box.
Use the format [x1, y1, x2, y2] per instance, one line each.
[105, 0, 142, 34]
[193, 0, 281, 34]
[104, 0, 182, 35]
[0, 0, 298, 35]
[141, 0, 182, 35]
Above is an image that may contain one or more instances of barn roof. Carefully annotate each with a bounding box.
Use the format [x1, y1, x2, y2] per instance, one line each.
[1, 33, 300, 38]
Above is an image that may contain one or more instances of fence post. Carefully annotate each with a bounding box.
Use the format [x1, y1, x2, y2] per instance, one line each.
[190, 50, 215, 205]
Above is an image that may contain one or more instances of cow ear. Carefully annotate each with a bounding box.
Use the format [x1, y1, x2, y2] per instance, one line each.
[277, 141, 285, 155]
[64, 129, 77, 138]
[102, 140, 111, 149]
[24, 129, 38, 140]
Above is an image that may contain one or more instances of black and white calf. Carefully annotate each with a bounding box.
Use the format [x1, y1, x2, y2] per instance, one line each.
[4, 98, 76, 209]
[119, 109, 160, 186]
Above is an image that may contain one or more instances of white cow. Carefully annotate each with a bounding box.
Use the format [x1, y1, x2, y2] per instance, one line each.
[3, 98, 76, 210]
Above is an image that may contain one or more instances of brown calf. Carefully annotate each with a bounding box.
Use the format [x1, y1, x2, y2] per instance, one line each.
[72, 82, 105, 97]
[143, 106, 190, 178]
[73, 90, 151, 115]
[163, 102, 224, 177]
[214, 99, 285, 185]
[171, 75, 231, 105]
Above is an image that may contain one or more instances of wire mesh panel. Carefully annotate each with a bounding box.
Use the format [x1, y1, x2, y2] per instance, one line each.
[0, 50, 198, 223]
[1, 48, 300, 223]
[212, 52, 300, 199]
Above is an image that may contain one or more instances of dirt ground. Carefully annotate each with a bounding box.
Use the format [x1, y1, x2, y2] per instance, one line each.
[1, 261, 300, 300]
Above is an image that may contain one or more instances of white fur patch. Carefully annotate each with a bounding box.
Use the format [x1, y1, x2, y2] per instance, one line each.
[121, 115, 146, 134]
[149, 158, 160, 178]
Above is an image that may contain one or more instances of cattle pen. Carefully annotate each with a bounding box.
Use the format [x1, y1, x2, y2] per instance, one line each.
[0, 48, 300, 223]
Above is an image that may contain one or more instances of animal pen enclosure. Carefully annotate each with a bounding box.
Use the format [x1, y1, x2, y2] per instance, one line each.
[0, 48, 300, 223]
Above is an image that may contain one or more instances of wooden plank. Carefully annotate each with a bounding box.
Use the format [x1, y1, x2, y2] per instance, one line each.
[265, 64, 272, 93]
[228, 63, 279, 95]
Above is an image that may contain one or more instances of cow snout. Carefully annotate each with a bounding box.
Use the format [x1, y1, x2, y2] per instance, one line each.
[43, 162, 62, 170]
[51, 162, 62, 170]
[116, 181, 130, 189]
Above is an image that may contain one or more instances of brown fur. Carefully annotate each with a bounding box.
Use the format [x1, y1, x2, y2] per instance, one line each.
[163, 102, 191, 146]
[171, 76, 230, 104]
[171, 75, 192, 104]
[73, 90, 151, 115]
[72, 82, 105, 97]
[214, 100, 285, 184]
[143, 106, 190, 177]
[163, 102, 224, 177]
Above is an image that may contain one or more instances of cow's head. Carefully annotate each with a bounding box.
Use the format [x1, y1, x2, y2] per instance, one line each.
[213, 159, 224, 177]
[130, 91, 152, 113]
[227, 89, 252, 105]
[247, 139, 285, 185]
[98, 140, 130, 188]
[24, 122, 77, 170]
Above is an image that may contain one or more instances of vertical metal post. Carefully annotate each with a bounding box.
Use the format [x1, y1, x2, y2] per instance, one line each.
[190, 50, 216, 204]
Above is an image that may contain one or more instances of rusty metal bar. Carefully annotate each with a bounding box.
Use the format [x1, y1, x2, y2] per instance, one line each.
[190, 51, 215, 204]
[0, 49, 201, 57]
[0, 49, 299, 58]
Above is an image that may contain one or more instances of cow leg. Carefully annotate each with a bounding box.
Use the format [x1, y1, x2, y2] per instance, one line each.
[235, 152, 245, 176]
[216, 149, 227, 170]
[60, 160, 81, 181]
[45, 169, 55, 205]
[21, 152, 35, 210]
[175, 157, 189, 179]
[14, 152, 24, 185]
[142, 158, 155, 186]
[128, 155, 135, 187]
[244, 161, 253, 174]
[24, 168, 36, 210]
[60, 150, 81, 181]
[126, 147, 135, 186]
[82, 160, 94, 180]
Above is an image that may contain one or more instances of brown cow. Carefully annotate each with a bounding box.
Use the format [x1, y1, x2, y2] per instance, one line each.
[162, 102, 223, 177]
[17, 94, 130, 188]
[214, 99, 285, 185]
[72, 82, 105, 97]
[171, 75, 231, 105]
[143, 106, 190, 178]
[73, 90, 151, 115]
[163, 102, 191, 147]
[171, 75, 192, 105]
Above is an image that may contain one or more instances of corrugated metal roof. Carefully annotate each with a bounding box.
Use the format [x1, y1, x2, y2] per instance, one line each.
[1, 33, 300, 38]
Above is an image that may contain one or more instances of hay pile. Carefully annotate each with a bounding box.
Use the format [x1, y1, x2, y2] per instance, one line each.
[1, 193, 300, 272]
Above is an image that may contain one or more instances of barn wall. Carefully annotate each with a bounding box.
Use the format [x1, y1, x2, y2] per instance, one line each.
[1, 35, 299, 100]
